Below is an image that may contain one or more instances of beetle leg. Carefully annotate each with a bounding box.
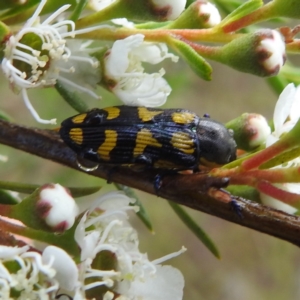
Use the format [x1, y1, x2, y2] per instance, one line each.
[106, 166, 119, 184]
[154, 173, 163, 194]
[230, 199, 243, 219]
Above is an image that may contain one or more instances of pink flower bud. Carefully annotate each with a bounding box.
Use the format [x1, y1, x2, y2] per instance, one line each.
[167, 0, 221, 29]
[197, 1, 221, 27]
[244, 114, 271, 149]
[37, 184, 79, 232]
[256, 30, 286, 75]
[151, 0, 186, 20]
[226, 113, 271, 151]
[219, 29, 286, 77]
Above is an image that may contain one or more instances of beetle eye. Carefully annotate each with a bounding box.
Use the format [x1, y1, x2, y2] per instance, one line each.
[228, 128, 234, 137]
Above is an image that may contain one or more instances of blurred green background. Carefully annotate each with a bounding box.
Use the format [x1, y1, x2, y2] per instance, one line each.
[0, 58, 299, 300]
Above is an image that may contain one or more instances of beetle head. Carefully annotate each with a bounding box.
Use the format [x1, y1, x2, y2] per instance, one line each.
[197, 118, 237, 165]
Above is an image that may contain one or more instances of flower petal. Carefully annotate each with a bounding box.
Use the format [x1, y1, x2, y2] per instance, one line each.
[131, 43, 178, 64]
[273, 83, 296, 134]
[260, 184, 298, 214]
[42, 246, 79, 291]
[113, 76, 171, 107]
[289, 84, 300, 121]
[105, 34, 144, 77]
[122, 265, 184, 300]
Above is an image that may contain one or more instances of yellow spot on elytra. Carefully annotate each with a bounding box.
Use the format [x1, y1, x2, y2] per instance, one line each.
[171, 132, 195, 154]
[138, 107, 163, 122]
[72, 113, 87, 124]
[134, 129, 162, 156]
[172, 112, 195, 124]
[103, 107, 120, 120]
[98, 130, 117, 160]
[69, 128, 83, 144]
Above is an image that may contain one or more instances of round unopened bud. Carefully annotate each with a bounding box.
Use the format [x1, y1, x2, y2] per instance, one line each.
[226, 113, 271, 151]
[151, 0, 186, 20]
[196, 1, 221, 27]
[219, 29, 286, 77]
[256, 30, 285, 75]
[166, 0, 221, 29]
[37, 183, 79, 232]
[87, 0, 186, 22]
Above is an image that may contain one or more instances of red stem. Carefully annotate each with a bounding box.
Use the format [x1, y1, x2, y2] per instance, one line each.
[241, 141, 291, 171]
[0, 204, 12, 217]
[256, 181, 300, 206]
[0, 218, 27, 235]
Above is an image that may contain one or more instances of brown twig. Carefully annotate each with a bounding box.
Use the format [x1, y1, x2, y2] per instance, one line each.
[0, 119, 300, 246]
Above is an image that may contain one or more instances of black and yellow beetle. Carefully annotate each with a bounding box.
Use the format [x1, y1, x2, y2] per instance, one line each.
[59, 106, 237, 171]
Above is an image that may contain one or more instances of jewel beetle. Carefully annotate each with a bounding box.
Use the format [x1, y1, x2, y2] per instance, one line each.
[59, 106, 237, 171]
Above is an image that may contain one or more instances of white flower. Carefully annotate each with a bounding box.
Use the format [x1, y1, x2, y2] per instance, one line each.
[1, 0, 101, 124]
[104, 34, 178, 107]
[0, 192, 185, 299]
[0, 245, 59, 299]
[38, 183, 79, 231]
[73, 191, 185, 299]
[151, 0, 187, 20]
[260, 83, 300, 213]
[197, 1, 221, 27]
[256, 30, 286, 75]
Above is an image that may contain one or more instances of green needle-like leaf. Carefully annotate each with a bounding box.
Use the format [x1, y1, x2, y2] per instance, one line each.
[0, 189, 19, 204]
[266, 76, 289, 95]
[69, 0, 88, 22]
[171, 38, 212, 81]
[220, 0, 263, 27]
[69, 186, 102, 197]
[55, 81, 90, 113]
[260, 146, 300, 169]
[0, 109, 12, 121]
[168, 201, 220, 258]
[0, 0, 39, 22]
